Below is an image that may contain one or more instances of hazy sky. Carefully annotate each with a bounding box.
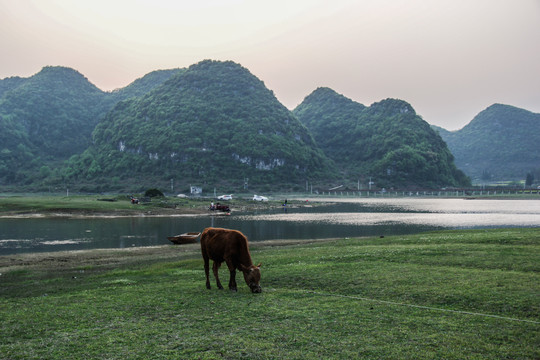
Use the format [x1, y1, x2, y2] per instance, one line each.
[1, 0, 539, 130]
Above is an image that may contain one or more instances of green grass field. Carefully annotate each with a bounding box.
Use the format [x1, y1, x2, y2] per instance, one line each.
[0, 194, 143, 213]
[1, 228, 539, 359]
[0, 194, 289, 216]
[0, 194, 211, 216]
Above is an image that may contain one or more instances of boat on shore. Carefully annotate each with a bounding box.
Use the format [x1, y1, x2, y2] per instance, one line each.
[167, 232, 201, 245]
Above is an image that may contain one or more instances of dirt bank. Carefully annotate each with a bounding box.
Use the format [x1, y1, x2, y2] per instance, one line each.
[0, 238, 339, 275]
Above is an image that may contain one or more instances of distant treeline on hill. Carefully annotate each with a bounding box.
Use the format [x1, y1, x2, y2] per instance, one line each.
[1, 60, 538, 193]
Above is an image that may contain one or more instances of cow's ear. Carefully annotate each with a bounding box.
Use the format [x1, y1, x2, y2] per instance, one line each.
[256, 263, 262, 268]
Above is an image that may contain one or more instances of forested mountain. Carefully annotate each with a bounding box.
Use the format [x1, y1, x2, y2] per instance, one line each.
[0, 76, 26, 98]
[5, 60, 534, 192]
[63, 60, 333, 192]
[0, 66, 107, 156]
[108, 68, 184, 102]
[433, 104, 540, 182]
[294, 88, 470, 188]
[0, 67, 108, 184]
[293, 87, 366, 163]
[0, 66, 184, 186]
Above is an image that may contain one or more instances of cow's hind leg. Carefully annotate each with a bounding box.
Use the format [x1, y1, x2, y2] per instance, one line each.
[203, 256, 211, 289]
[213, 261, 224, 290]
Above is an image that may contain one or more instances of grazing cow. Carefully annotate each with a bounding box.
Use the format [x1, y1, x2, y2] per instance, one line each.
[200, 227, 262, 293]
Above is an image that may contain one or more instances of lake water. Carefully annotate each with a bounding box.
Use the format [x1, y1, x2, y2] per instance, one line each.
[1, 198, 539, 255]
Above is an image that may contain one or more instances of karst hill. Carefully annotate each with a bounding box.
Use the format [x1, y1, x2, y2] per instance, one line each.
[2, 59, 537, 192]
[434, 104, 540, 182]
[294, 87, 470, 188]
[65, 60, 333, 191]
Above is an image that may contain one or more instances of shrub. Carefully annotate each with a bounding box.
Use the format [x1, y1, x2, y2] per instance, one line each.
[144, 188, 164, 197]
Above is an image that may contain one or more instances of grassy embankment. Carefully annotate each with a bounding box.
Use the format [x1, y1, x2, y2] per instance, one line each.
[0, 194, 290, 217]
[1, 193, 538, 217]
[1, 228, 538, 359]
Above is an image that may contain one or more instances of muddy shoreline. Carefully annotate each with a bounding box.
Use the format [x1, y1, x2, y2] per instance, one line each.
[0, 207, 208, 219]
[0, 238, 338, 275]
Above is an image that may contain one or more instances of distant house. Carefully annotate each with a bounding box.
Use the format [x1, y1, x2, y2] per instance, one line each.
[190, 186, 202, 196]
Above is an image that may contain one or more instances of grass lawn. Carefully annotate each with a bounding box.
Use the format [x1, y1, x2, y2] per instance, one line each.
[0, 194, 292, 217]
[1, 228, 539, 359]
[0, 194, 204, 216]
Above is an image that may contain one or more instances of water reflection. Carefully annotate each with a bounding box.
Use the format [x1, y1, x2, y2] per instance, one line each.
[321, 198, 540, 214]
[238, 198, 540, 227]
[237, 212, 540, 227]
[1, 198, 539, 255]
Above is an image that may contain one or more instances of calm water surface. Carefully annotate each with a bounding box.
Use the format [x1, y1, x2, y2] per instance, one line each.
[1, 198, 539, 255]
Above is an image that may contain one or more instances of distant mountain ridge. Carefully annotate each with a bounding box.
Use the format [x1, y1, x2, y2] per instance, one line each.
[1, 61, 537, 191]
[64, 60, 333, 191]
[0, 66, 108, 183]
[294, 88, 470, 188]
[433, 104, 540, 182]
[109, 68, 184, 101]
[0, 66, 183, 185]
[0, 76, 26, 98]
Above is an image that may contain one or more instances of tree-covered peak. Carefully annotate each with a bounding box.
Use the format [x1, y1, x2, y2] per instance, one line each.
[0, 65, 108, 162]
[68, 59, 334, 191]
[294, 87, 366, 136]
[299, 87, 365, 110]
[436, 103, 540, 181]
[169, 59, 274, 100]
[0, 64, 205, 188]
[465, 103, 537, 131]
[109, 68, 184, 100]
[28, 66, 102, 92]
[0, 76, 26, 98]
[295, 88, 469, 188]
[185, 59, 250, 75]
[36, 65, 85, 77]
[366, 98, 416, 117]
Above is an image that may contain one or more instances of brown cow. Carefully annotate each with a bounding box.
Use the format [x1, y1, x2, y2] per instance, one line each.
[200, 227, 262, 293]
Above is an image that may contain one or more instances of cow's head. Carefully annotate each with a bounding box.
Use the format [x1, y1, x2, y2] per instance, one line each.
[241, 263, 262, 293]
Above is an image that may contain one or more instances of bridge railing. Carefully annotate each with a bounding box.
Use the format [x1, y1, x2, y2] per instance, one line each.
[315, 188, 540, 197]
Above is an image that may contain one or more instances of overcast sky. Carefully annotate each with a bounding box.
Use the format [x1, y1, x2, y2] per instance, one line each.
[1, 0, 539, 130]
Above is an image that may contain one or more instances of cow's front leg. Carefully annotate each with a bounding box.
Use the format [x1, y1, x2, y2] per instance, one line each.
[228, 269, 237, 292]
[213, 261, 224, 290]
[225, 260, 237, 291]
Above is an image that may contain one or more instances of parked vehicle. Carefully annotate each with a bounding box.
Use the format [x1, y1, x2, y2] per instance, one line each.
[253, 195, 268, 202]
[217, 194, 232, 200]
